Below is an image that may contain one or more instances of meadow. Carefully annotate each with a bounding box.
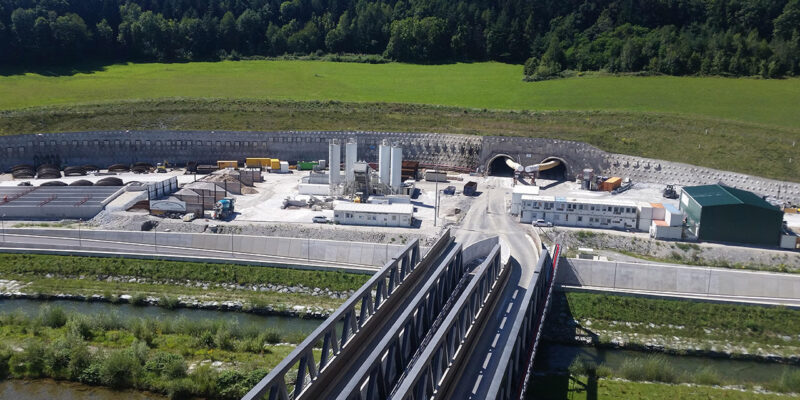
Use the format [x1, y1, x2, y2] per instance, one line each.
[2, 61, 800, 128]
[2, 60, 799, 182]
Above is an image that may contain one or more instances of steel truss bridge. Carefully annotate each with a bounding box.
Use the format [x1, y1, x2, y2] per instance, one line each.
[244, 229, 561, 400]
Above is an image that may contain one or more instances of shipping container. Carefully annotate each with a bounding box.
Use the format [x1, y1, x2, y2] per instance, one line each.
[296, 161, 317, 170]
[425, 171, 448, 182]
[280, 161, 289, 173]
[217, 160, 238, 169]
[245, 158, 272, 168]
[270, 160, 281, 170]
[463, 181, 478, 196]
[600, 177, 622, 192]
[663, 203, 684, 227]
[650, 220, 682, 240]
[650, 203, 666, 220]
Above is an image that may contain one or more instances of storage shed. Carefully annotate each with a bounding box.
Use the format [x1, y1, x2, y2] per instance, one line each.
[680, 184, 783, 246]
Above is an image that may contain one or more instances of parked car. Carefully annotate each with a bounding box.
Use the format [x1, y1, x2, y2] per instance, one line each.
[312, 216, 328, 223]
[532, 219, 553, 227]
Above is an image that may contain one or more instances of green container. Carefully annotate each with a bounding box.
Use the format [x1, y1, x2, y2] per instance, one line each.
[298, 161, 318, 170]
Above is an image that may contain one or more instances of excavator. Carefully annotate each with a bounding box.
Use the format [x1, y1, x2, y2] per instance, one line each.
[504, 158, 561, 184]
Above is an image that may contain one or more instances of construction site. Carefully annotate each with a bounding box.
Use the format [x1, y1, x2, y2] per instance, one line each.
[0, 130, 798, 251]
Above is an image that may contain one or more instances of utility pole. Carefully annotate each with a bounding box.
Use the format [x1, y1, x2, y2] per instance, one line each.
[154, 223, 158, 254]
[1, 214, 5, 243]
[77, 218, 82, 248]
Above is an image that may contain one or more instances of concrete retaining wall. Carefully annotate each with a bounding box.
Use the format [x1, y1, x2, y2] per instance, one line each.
[4, 228, 404, 266]
[2, 130, 797, 203]
[557, 258, 800, 300]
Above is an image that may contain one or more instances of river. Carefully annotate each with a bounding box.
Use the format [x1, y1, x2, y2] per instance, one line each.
[534, 342, 800, 385]
[0, 380, 166, 400]
[0, 298, 322, 336]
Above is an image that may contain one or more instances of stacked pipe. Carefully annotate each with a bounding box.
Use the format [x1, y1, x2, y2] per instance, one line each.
[95, 177, 123, 186]
[41, 181, 67, 186]
[63, 166, 87, 176]
[10, 164, 35, 179]
[108, 163, 130, 173]
[69, 179, 93, 186]
[36, 164, 61, 179]
[131, 162, 153, 173]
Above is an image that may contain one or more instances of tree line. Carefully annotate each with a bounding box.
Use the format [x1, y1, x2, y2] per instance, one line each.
[0, 0, 798, 79]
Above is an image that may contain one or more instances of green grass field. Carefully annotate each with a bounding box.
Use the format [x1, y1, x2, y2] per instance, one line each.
[2, 60, 800, 128]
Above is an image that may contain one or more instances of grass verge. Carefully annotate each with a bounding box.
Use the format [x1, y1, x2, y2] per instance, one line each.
[529, 374, 797, 400]
[556, 292, 800, 348]
[1, 98, 800, 182]
[0, 253, 369, 292]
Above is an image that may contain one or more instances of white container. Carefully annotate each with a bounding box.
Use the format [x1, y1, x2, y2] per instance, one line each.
[280, 161, 289, 173]
[318, 159, 326, 169]
[379, 140, 391, 185]
[345, 139, 357, 182]
[637, 218, 652, 232]
[328, 140, 341, 184]
[390, 145, 402, 192]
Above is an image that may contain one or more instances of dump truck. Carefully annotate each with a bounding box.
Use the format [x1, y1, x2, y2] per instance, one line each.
[663, 184, 679, 199]
[212, 197, 235, 219]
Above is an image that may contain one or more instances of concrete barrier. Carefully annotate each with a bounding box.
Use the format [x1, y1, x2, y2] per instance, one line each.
[558, 258, 800, 301]
[3, 228, 406, 267]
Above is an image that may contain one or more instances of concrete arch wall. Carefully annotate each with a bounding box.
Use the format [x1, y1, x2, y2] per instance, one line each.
[2, 130, 799, 203]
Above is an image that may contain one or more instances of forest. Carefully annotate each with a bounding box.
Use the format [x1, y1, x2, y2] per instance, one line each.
[1, 0, 799, 79]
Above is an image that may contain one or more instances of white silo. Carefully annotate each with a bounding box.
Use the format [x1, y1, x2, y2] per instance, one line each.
[390, 144, 403, 192]
[345, 139, 357, 182]
[378, 140, 391, 185]
[328, 139, 341, 184]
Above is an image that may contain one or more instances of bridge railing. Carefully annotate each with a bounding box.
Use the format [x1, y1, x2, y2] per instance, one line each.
[243, 230, 453, 400]
[391, 243, 507, 400]
[336, 242, 466, 400]
[486, 244, 560, 400]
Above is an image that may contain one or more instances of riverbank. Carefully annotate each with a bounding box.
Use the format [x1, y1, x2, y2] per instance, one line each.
[0, 302, 314, 399]
[544, 292, 800, 362]
[0, 253, 369, 317]
[528, 375, 799, 400]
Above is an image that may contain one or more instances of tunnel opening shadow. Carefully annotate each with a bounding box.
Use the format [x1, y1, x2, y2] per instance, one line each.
[488, 156, 515, 177]
[524, 291, 600, 400]
[537, 158, 568, 181]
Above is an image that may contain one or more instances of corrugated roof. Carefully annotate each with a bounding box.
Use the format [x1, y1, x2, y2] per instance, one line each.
[683, 184, 780, 211]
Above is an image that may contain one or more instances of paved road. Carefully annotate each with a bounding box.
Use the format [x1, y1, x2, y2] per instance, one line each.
[0, 233, 379, 273]
[449, 178, 542, 400]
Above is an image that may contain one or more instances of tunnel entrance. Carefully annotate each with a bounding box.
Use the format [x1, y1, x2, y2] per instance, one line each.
[487, 155, 515, 177]
[537, 157, 568, 181]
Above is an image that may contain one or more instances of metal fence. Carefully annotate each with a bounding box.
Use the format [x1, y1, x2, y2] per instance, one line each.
[486, 244, 560, 400]
[391, 243, 507, 400]
[336, 242, 467, 400]
[242, 229, 452, 400]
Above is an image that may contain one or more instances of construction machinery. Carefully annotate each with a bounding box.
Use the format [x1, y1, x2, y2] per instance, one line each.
[212, 197, 235, 219]
[156, 161, 168, 173]
[663, 184, 679, 199]
[611, 178, 633, 195]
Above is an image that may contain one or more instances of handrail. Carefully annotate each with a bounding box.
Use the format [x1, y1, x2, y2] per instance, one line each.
[335, 242, 465, 400]
[516, 244, 561, 399]
[391, 243, 507, 400]
[243, 229, 452, 400]
[485, 245, 554, 400]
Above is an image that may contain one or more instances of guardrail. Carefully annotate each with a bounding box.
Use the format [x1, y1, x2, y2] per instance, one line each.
[485, 244, 559, 400]
[391, 243, 507, 400]
[336, 242, 466, 400]
[243, 229, 452, 400]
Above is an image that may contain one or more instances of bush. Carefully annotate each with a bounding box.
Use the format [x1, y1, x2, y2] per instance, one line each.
[694, 366, 722, 386]
[145, 352, 187, 379]
[0, 346, 12, 379]
[160, 294, 181, 310]
[619, 355, 677, 383]
[188, 364, 219, 397]
[100, 349, 142, 388]
[67, 315, 94, 339]
[9, 343, 47, 378]
[38, 305, 67, 328]
[130, 293, 148, 306]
